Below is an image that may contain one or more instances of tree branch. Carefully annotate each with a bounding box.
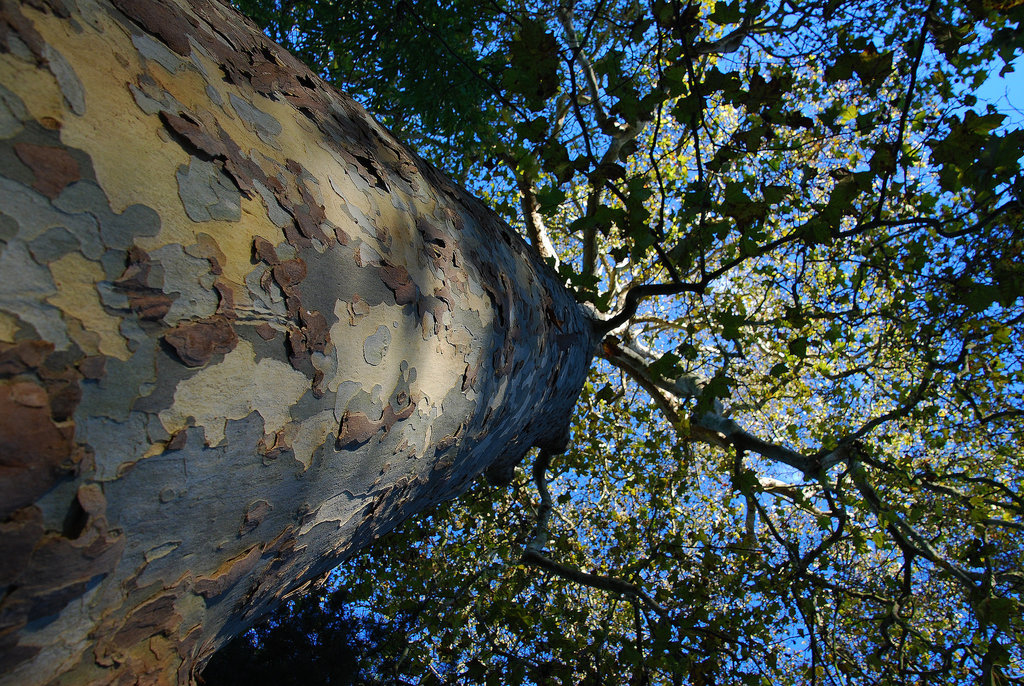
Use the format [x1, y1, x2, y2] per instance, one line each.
[522, 450, 668, 617]
[516, 177, 560, 267]
[556, 1, 612, 132]
[599, 337, 817, 473]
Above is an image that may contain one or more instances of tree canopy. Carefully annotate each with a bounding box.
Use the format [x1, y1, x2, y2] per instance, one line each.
[217, 0, 1024, 682]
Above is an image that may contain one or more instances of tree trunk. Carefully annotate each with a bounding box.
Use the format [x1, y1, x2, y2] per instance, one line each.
[0, 0, 595, 683]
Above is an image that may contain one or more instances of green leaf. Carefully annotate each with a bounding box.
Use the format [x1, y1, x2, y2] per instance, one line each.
[977, 597, 1019, 632]
[503, 19, 560, 105]
[788, 337, 809, 358]
[535, 186, 566, 214]
[594, 384, 617, 402]
[650, 352, 682, 379]
[708, 0, 742, 25]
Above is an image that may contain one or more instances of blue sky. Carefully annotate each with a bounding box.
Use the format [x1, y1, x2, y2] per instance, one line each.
[977, 55, 1023, 127]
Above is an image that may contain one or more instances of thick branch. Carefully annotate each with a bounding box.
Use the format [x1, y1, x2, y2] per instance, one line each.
[600, 337, 816, 473]
[517, 178, 560, 267]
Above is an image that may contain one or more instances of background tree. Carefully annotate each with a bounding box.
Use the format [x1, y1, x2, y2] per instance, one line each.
[199, 586, 384, 685]
[223, 0, 1024, 683]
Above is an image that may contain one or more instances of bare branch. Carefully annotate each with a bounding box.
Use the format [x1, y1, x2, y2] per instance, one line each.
[517, 179, 560, 267]
[522, 450, 669, 617]
[850, 461, 979, 591]
[556, 1, 611, 132]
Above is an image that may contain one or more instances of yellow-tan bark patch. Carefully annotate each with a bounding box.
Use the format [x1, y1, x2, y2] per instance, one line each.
[46, 253, 130, 360]
[159, 339, 309, 446]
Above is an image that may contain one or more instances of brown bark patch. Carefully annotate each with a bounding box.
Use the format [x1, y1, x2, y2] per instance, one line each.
[336, 401, 416, 450]
[114, 247, 175, 321]
[272, 258, 306, 291]
[165, 430, 188, 452]
[162, 315, 238, 367]
[0, 380, 75, 518]
[254, 323, 276, 340]
[2, 512, 124, 634]
[257, 428, 289, 459]
[109, 592, 183, 655]
[0, 506, 44, 588]
[110, 0, 196, 55]
[292, 181, 329, 244]
[0, 340, 54, 375]
[78, 355, 107, 380]
[13, 142, 81, 199]
[239, 499, 271, 536]
[133, 293, 175, 320]
[213, 281, 236, 319]
[252, 236, 279, 265]
[379, 262, 416, 305]
[336, 411, 380, 449]
[159, 111, 229, 159]
[298, 308, 329, 353]
[194, 545, 262, 599]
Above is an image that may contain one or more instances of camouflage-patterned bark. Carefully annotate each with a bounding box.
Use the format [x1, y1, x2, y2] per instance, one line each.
[0, 1, 595, 683]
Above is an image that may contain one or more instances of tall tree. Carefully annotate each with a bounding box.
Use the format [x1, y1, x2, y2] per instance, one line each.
[1, 0, 1021, 683]
[0, 1, 592, 684]
[227, 0, 1024, 683]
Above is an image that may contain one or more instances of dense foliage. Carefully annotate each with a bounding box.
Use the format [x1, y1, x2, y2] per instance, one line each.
[201, 588, 379, 685]
[219, 0, 1024, 682]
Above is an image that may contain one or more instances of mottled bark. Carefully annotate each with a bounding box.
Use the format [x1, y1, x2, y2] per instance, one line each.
[0, 1, 595, 683]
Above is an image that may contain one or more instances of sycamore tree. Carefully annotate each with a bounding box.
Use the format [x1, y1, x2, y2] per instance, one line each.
[220, 0, 1024, 683]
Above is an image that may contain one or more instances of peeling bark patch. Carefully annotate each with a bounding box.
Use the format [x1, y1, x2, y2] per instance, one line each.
[110, 592, 182, 650]
[0, 381, 75, 518]
[0, 339, 53, 375]
[362, 325, 390, 366]
[335, 410, 380, 449]
[347, 295, 369, 324]
[159, 110, 230, 160]
[299, 308, 329, 354]
[194, 545, 261, 599]
[42, 44, 85, 115]
[176, 156, 241, 222]
[163, 315, 237, 367]
[239, 499, 271, 536]
[254, 323, 276, 340]
[252, 236, 279, 265]
[131, 31, 184, 73]
[12, 142, 80, 199]
[228, 93, 282, 144]
[110, 0, 197, 56]
[336, 399, 415, 451]
[378, 262, 416, 305]
[272, 258, 306, 292]
[114, 246, 175, 321]
[1, 505, 124, 635]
